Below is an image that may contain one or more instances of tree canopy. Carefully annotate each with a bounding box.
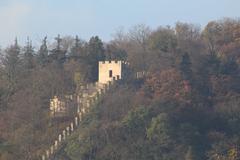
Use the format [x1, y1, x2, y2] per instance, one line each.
[1, 18, 240, 160]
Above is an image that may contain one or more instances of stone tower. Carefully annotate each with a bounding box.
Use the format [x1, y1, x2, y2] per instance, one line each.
[98, 60, 123, 84]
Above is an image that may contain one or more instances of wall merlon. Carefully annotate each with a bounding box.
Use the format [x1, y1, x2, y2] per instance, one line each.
[99, 60, 123, 65]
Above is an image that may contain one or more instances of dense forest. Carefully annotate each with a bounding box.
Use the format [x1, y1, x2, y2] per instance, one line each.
[1, 18, 240, 160]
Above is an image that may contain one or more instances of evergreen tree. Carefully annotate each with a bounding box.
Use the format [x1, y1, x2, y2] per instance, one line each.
[37, 36, 48, 66]
[69, 35, 82, 59]
[180, 52, 192, 80]
[87, 36, 105, 61]
[87, 36, 105, 81]
[49, 34, 66, 66]
[22, 37, 34, 70]
[2, 38, 21, 92]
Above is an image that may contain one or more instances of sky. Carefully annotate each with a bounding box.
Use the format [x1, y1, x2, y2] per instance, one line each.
[0, 0, 239, 47]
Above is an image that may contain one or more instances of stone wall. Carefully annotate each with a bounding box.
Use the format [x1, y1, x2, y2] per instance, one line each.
[50, 95, 75, 117]
[41, 78, 119, 160]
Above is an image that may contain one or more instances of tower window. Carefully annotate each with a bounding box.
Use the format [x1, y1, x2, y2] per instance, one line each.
[109, 70, 113, 77]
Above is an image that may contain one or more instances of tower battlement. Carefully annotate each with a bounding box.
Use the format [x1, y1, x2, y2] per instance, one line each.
[99, 60, 122, 65]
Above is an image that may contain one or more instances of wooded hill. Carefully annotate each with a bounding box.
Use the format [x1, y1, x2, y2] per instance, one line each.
[1, 18, 240, 160]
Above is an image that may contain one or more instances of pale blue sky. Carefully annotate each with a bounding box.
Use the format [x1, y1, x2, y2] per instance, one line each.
[0, 0, 239, 47]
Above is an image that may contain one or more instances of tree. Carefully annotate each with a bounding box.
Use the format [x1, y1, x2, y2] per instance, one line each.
[105, 43, 127, 60]
[37, 36, 48, 66]
[175, 22, 203, 56]
[202, 21, 223, 55]
[49, 34, 67, 66]
[1, 38, 21, 93]
[22, 37, 34, 70]
[87, 36, 105, 81]
[141, 68, 191, 103]
[148, 26, 177, 53]
[87, 36, 105, 61]
[129, 24, 151, 51]
[128, 24, 151, 71]
[122, 107, 149, 134]
[147, 113, 172, 147]
[69, 35, 86, 59]
[146, 26, 179, 71]
[175, 22, 201, 42]
[180, 52, 192, 80]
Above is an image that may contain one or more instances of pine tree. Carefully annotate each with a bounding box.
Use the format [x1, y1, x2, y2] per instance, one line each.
[49, 34, 66, 66]
[87, 36, 105, 81]
[23, 37, 34, 70]
[2, 38, 21, 92]
[37, 36, 48, 66]
[69, 35, 82, 59]
[87, 36, 105, 61]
